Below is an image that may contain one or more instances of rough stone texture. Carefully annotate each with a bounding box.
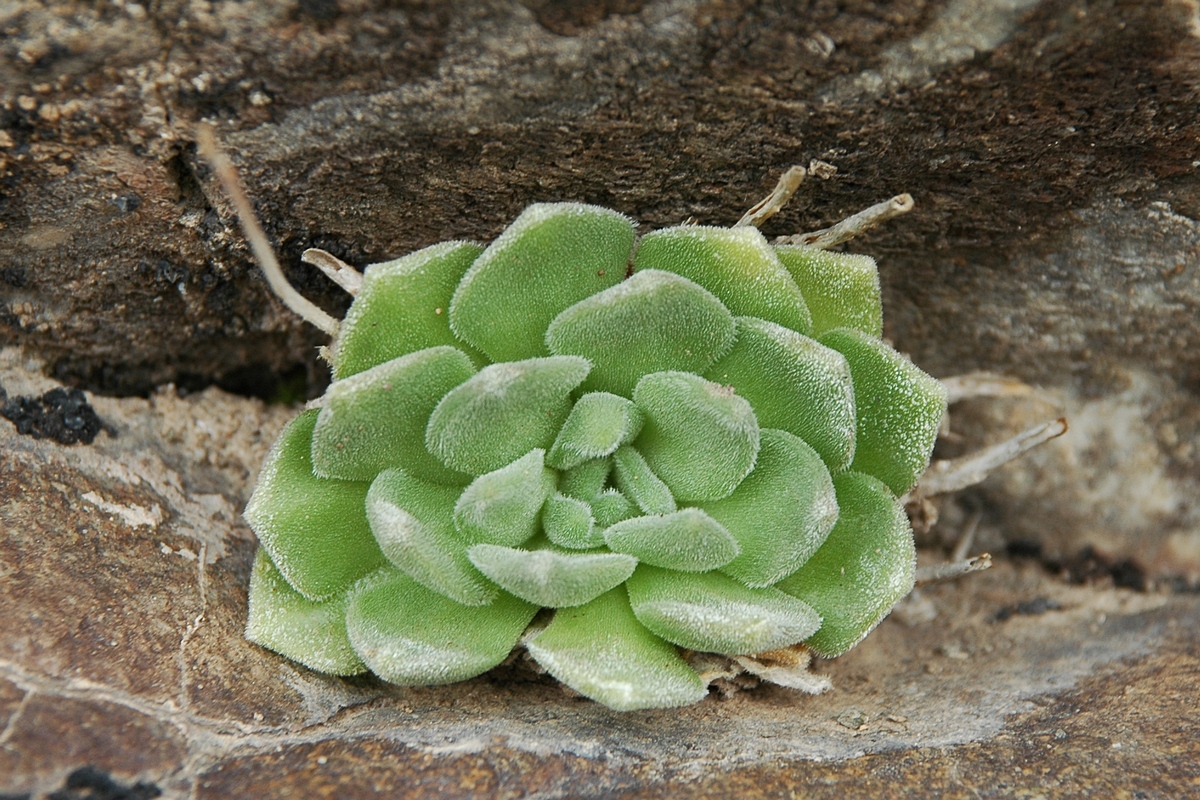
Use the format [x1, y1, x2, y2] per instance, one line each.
[3, 0, 1200, 795]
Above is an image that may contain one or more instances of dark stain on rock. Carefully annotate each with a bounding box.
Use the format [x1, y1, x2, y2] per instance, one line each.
[0, 384, 105, 445]
[46, 766, 161, 800]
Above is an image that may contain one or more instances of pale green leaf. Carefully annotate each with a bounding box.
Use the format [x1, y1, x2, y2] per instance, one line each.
[449, 203, 634, 362]
[542, 492, 603, 549]
[334, 241, 485, 379]
[526, 588, 707, 711]
[245, 548, 366, 675]
[547, 392, 644, 470]
[590, 488, 638, 529]
[346, 568, 537, 685]
[453, 449, 556, 547]
[632, 371, 759, 502]
[557, 458, 612, 500]
[820, 329, 947, 495]
[775, 472, 915, 657]
[603, 508, 739, 572]
[545, 270, 736, 397]
[706, 317, 856, 472]
[626, 566, 821, 655]
[612, 445, 676, 515]
[702, 429, 838, 588]
[774, 245, 882, 337]
[467, 541, 637, 607]
[312, 346, 475, 484]
[244, 410, 385, 601]
[426, 356, 591, 475]
[634, 225, 811, 334]
[366, 468, 496, 606]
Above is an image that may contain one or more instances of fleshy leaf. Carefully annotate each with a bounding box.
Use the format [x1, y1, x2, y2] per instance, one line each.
[467, 541, 637, 607]
[590, 488, 638, 529]
[525, 588, 707, 711]
[706, 317, 856, 472]
[312, 346, 476, 484]
[426, 356, 591, 475]
[775, 472, 915, 657]
[244, 411, 385, 601]
[453, 449, 555, 547]
[546, 392, 645, 470]
[634, 225, 812, 335]
[612, 445, 676, 515]
[545, 270, 736, 397]
[334, 241, 485, 379]
[557, 458, 612, 500]
[626, 566, 822, 655]
[346, 568, 537, 685]
[702, 428, 838, 587]
[603, 508, 739, 572]
[774, 245, 882, 337]
[632, 371, 759, 502]
[366, 468, 496, 606]
[245, 548, 365, 675]
[819, 329, 947, 495]
[449, 203, 634, 362]
[542, 492, 603, 549]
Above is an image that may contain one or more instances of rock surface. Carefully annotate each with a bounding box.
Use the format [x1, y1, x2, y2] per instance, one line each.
[3, 0, 1200, 796]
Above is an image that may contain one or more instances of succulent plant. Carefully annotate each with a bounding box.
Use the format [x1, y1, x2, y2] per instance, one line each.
[239, 198, 948, 711]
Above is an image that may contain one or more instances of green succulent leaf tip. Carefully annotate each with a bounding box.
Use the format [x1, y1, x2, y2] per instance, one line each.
[244, 202, 947, 711]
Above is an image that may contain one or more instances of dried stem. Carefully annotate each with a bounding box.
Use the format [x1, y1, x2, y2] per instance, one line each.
[915, 554, 993, 586]
[735, 165, 806, 228]
[941, 371, 1045, 404]
[776, 193, 915, 250]
[195, 123, 341, 336]
[302, 248, 364, 296]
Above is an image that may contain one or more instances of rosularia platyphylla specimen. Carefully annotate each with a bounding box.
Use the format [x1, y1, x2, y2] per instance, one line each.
[199, 130, 1066, 711]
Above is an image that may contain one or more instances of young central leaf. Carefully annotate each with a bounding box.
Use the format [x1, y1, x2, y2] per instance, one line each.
[626, 566, 821, 656]
[634, 225, 812, 335]
[244, 411, 385, 601]
[333, 241, 485, 379]
[542, 492, 602, 549]
[449, 203, 634, 363]
[775, 472, 915, 657]
[366, 468, 496, 606]
[453, 449, 555, 547]
[525, 588, 707, 711]
[545, 270, 736, 397]
[603, 508, 739, 572]
[633, 371, 760, 502]
[346, 568, 537, 685]
[706, 317, 856, 473]
[546, 392, 644, 470]
[774, 246, 883, 337]
[312, 346, 476, 484]
[819, 329, 947, 496]
[426, 356, 591, 475]
[467, 541, 637, 607]
[702, 429, 838, 588]
[612, 445, 677, 515]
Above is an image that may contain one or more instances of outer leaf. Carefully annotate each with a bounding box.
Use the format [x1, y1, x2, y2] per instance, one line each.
[467, 541, 637, 607]
[546, 392, 645, 470]
[774, 245, 882, 337]
[634, 225, 812, 335]
[346, 568, 537, 685]
[612, 445, 676, 516]
[819, 329, 947, 495]
[775, 472, 915, 657]
[334, 241, 485, 379]
[426, 356, 591, 475]
[706, 317, 856, 472]
[542, 492, 603, 549]
[545, 270, 736, 397]
[312, 346, 476, 484]
[244, 411, 385, 601]
[626, 566, 821, 655]
[366, 468, 496, 606]
[449, 203, 634, 362]
[603, 508, 739, 572]
[590, 488, 638, 529]
[245, 548, 365, 675]
[526, 588, 707, 711]
[557, 458, 612, 500]
[453, 449, 556, 547]
[633, 371, 759, 502]
[702, 429, 838, 588]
